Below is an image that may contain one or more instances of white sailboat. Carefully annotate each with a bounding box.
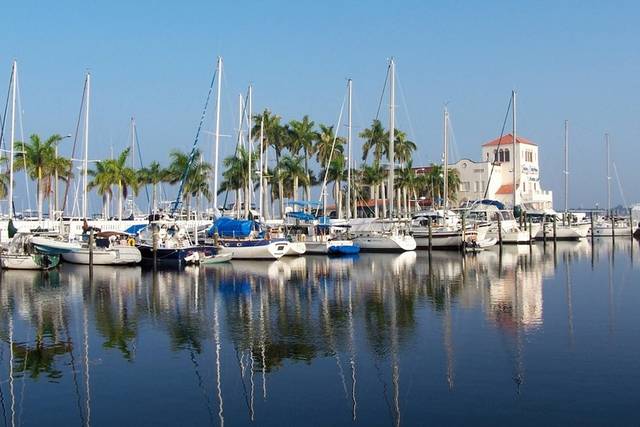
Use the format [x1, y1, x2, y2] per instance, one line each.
[351, 59, 416, 252]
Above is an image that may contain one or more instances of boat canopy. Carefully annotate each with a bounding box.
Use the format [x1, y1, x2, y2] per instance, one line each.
[124, 224, 148, 235]
[287, 200, 322, 207]
[209, 217, 255, 238]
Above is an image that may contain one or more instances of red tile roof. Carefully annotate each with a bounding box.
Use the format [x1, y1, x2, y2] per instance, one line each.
[496, 184, 517, 195]
[482, 133, 537, 147]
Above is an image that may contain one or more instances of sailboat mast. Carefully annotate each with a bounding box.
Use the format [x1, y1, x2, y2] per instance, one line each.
[247, 85, 253, 218]
[8, 60, 16, 219]
[564, 120, 569, 213]
[259, 119, 264, 218]
[130, 117, 136, 169]
[347, 78, 352, 220]
[443, 106, 449, 212]
[83, 73, 91, 219]
[388, 58, 395, 219]
[512, 90, 517, 209]
[606, 133, 611, 214]
[213, 56, 223, 211]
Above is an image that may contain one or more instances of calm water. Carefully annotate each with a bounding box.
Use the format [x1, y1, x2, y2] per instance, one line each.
[0, 239, 639, 426]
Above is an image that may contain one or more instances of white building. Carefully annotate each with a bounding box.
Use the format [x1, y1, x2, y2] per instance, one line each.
[451, 133, 553, 209]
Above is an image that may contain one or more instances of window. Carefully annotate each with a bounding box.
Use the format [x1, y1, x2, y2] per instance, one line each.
[504, 149, 510, 162]
[486, 153, 490, 161]
[499, 149, 504, 162]
[524, 150, 533, 162]
[494, 150, 498, 162]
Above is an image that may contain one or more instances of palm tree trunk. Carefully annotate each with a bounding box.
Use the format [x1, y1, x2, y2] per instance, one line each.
[304, 150, 311, 212]
[152, 184, 157, 213]
[118, 181, 123, 220]
[381, 183, 387, 218]
[278, 179, 284, 219]
[293, 176, 299, 205]
[37, 167, 43, 220]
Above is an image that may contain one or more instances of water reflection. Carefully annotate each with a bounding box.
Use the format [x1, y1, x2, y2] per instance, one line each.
[0, 239, 638, 425]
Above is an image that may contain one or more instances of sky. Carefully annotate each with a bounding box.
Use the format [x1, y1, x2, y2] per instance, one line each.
[1, 0, 639, 213]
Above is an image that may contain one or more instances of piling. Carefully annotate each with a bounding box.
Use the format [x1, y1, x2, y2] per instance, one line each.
[590, 212, 595, 243]
[88, 227, 94, 277]
[428, 218, 433, 253]
[528, 216, 533, 244]
[461, 215, 466, 252]
[553, 217, 557, 242]
[152, 223, 158, 268]
[630, 208, 634, 238]
[611, 215, 616, 240]
[497, 215, 503, 247]
[542, 215, 547, 243]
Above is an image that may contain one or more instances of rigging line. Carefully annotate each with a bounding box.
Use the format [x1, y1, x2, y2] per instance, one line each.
[0, 65, 14, 160]
[222, 86, 251, 210]
[15, 72, 31, 213]
[612, 161, 627, 208]
[395, 69, 417, 146]
[171, 66, 218, 214]
[375, 62, 391, 121]
[61, 77, 87, 213]
[133, 125, 151, 208]
[314, 87, 347, 217]
[482, 95, 513, 200]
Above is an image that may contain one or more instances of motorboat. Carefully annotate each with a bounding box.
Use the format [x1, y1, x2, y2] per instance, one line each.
[137, 220, 216, 266]
[208, 217, 289, 260]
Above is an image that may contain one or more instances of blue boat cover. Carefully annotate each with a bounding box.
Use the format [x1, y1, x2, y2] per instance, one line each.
[287, 200, 322, 207]
[209, 217, 255, 238]
[287, 211, 316, 221]
[124, 224, 148, 235]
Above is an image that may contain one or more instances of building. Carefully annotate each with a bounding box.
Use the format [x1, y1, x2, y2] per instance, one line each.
[450, 133, 553, 209]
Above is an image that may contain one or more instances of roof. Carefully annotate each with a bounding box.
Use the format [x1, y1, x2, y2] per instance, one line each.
[482, 133, 537, 147]
[496, 184, 518, 195]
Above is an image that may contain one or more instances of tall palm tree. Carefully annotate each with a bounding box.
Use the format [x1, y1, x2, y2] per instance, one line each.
[396, 161, 418, 215]
[278, 155, 308, 205]
[220, 146, 255, 216]
[167, 149, 211, 218]
[138, 161, 168, 213]
[323, 154, 347, 218]
[107, 148, 139, 220]
[362, 163, 385, 218]
[393, 130, 417, 164]
[14, 133, 62, 219]
[88, 159, 115, 218]
[315, 124, 345, 169]
[360, 120, 387, 163]
[0, 172, 9, 200]
[423, 164, 461, 207]
[288, 116, 316, 203]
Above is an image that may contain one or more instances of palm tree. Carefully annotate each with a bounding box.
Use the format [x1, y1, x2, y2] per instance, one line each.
[279, 155, 308, 205]
[360, 120, 387, 163]
[106, 148, 139, 220]
[88, 159, 115, 218]
[422, 164, 461, 207]
[323, 154, 347, 218]
[47, 154, 73, 215]
[167, 149, 211, 218]
[0, 171, 9, 201]
[288, 116, 316, 203]
[14, 134, 62, 219]
[362, 163, 385, 218]
[138, 161, 168, 213]
[315, 124, 345, 169]
[220, 146, 255, 216]
[393, 130, 417, 164]
[396, 161, 418, 215]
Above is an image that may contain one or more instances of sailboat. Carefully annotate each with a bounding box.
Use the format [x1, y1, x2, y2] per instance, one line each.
[1, 231, 60, 270]
[351, 59, 416, 252]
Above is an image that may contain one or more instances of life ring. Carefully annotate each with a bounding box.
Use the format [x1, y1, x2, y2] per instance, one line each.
[127, 238, 136, 246]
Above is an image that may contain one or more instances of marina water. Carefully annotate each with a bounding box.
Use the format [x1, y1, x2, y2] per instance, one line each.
[1, 239, 638, 426]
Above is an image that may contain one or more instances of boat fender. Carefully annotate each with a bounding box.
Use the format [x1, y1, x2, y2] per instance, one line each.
[128, 238, 136, 246]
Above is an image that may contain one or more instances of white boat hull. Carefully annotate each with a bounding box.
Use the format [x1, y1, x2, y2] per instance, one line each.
[61, 246, 142, 265]
[284, 241, 307, 256]
[353, 233, 416, 252]
[590, 225, 632, 237]
[305, 240, 357, 254]
[219, 240, 290, 260]
[1, 253, 60, 270]
[535, 223, 590, 240]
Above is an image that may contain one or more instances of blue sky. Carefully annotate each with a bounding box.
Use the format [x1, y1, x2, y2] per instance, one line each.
[1, 0, 639, 211]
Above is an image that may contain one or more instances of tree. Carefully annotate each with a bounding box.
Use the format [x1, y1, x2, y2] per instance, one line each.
[167, 149, 211, 218]
[288, 116, 316, 203]
[315, 124, 344, 169]
[88, 159, 115, 218]
[360, 119, 387, 163]
[138, 161, 168, 213]
[278, 155, 308, 205]
[396, 161, 418, 215]
[323, 154, 347, 218]
[362, 163, 385, 218]
[220, 146, 255, 217]
[14, 134, 62, 219]
[393, 130, 416, 164]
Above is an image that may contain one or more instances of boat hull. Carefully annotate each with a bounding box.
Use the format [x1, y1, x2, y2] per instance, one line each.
[218, 239, 290, 260]
[1, 253, 60, 270]
[284, 241, 307, 256]
[353, 234, 416, 252]
[137, 244, 215, 266]
[61, 246, 141, 265]
[535, 223, 590, 240]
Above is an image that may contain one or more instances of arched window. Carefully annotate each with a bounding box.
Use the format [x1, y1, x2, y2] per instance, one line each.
[499, 149, 504, 162]
[494, 150, 498, 161]
[486, 153, 490, 161]
[504, 149, 510, 162]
